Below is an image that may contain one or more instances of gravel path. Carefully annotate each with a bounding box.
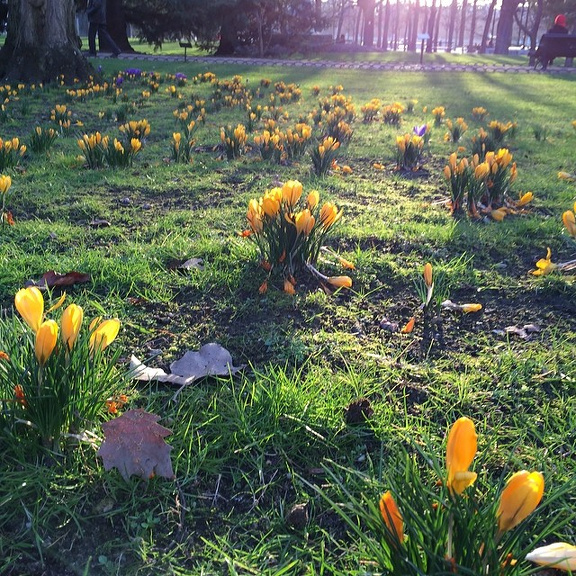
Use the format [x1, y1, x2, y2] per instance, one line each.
[108, 52, 576, 75]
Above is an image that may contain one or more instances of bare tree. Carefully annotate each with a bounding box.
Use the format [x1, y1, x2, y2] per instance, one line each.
[458, 0, 468, 48]
[515, 0, 544, 63]
[426, 0, 437, 52]
[495, 0, 521, 53]
[480, 0, 497, 52]
[468, 0, 478, 51]
[446, 0, 458, 51]
[0, 0, 92, 82]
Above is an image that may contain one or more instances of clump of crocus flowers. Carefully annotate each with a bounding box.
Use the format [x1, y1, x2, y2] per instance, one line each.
[0, 287, 123, 450]
[443, 149, 528, 220]
[0, 173, 14, 227]
[242, 179, 352, 294]
[375, 416, 554, 575]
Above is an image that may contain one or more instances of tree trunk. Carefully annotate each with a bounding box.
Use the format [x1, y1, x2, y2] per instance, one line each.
[458, 0, 468, 48]
[0, 0, 92, 83]
[515, 0, 542, 64]
[426, 0, 436, 52]
[494, 0, 520, 54]
[434, 4, 442, 50]
[480, 0, 497, 53]
[360, 0, 376, 46]
[468, 0, 478, 51]
[382, 0, 390, 50]
[409, 0, 420, 51]
[104, 0, 133, 53]
[446, 0, 458, 51]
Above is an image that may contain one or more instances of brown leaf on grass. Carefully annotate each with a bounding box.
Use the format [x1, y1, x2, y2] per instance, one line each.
[26, 270, 91, 289]
[98, 409, 174, 481]
[344, 398, 374, 425]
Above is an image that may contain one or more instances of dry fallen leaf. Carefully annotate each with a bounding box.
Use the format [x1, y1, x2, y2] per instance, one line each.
[98, 409, 174, 481]
[25, 270, 91, 289]
[130, 343, 244, 400]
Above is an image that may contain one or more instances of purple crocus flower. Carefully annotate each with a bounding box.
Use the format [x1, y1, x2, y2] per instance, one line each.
[413, 124, 427, 137]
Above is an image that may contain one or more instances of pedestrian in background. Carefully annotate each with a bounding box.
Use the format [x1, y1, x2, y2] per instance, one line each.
[87, 0, 121, 58]
[547, 14, 569, 34]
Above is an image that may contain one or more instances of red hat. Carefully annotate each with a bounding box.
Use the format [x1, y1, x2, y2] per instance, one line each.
[555, 14, 567, 27]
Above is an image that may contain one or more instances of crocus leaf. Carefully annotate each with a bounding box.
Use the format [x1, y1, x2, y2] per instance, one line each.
[97, 409, 174, 481]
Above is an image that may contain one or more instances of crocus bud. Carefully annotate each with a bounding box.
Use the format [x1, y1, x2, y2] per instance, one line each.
[89, 318, 120, 353]
[446, 417, 477, 495]
[61, 304, 83, 350]
[379, 491, 404, 543]
[497, 470, 544, 532]
[15, 286, 44, 333]
[526, 542, 576, 571]
[35, 320, 58, 365]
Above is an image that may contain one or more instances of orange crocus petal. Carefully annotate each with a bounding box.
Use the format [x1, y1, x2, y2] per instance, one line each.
[89, 318, 120, 353]
[461, 303, 482, 313]
[423, 263, 433, 287]
[35, 320, 59, 365]
[15, 286, 44, 333]
[497, 470, 544, 532]
[491, 207, 508, 221]
[379, 491, 404, 543]
[0, 350, 9, 361]
[283, 279, 296, 295]
[327, 276, 352, 289]
[258, 281, 268, 294]
[446, 417, 477, 495]
[401, 317, 415, 333]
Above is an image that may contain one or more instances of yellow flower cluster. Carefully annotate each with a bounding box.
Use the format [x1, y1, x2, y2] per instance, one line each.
[380, 417, 544, 545]
[361, 98, 381, 123]
[471, 106, 488, 121]
[0, 137, 26, 156]
[14, 287, 120, 366]
[220, 123, 247, 160]
[119, 119, 151, 141]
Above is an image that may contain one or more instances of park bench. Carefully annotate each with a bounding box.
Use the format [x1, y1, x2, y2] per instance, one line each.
[532, 33, 576, 70]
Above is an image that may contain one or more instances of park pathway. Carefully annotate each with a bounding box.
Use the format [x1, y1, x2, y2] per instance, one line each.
[109, 52, 576, 75]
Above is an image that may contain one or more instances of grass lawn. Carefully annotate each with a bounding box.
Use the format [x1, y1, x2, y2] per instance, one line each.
[0, 55, 575, 575]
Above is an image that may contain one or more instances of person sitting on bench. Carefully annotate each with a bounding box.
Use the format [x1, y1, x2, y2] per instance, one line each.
[547, 14, 569, 35]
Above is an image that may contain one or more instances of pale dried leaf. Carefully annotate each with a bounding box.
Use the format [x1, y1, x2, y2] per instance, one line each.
[170, 343, 243, 379]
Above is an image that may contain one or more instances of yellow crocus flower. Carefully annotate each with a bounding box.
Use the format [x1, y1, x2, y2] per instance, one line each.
[379, 491, 404, 543]
[306, 190, 319, 210]
[446, 417, 477, 495]
[531, 247, 557, 276]
[497, 470, 544, 533]
[562, 210, 576, 237]
[282, 180, 303, 207]
[15, 286, 44, 333]
[295, 209, 315, 236]
[319, 202, 343, 229]
[89, 318, 120, 354]
[327, 275, 352, 288]
[0, 174, 11, 194]
[61, 304, 83, 350]
[35, 319, 58, 365]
